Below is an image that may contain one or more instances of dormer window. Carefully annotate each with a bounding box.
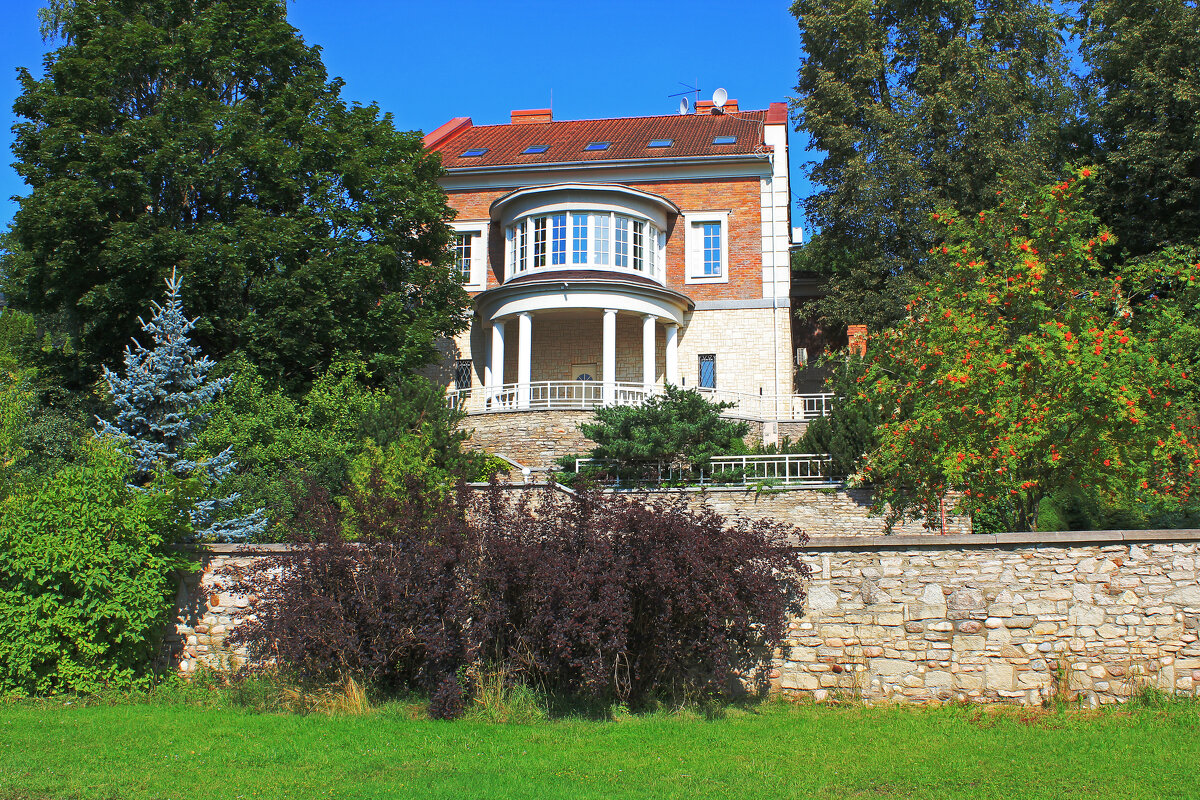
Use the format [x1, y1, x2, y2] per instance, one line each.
[460, 147, 488, 157]
[584, 141, 610, 151]
[712, 136, 737, 145]
[522, 145, 549, 154]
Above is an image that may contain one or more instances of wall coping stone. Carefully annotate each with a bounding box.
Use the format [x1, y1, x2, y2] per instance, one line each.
[192, 528, 1200, 556]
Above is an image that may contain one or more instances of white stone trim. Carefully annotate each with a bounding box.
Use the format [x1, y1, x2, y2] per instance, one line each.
[450, 219, 489, 290]
[683, 210, 730, 285]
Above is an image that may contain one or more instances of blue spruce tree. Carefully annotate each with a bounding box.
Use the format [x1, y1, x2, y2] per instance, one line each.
[98, 269, 266, 541]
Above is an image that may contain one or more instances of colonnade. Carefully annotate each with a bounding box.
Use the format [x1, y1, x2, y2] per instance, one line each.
[483, 309, 680, 408]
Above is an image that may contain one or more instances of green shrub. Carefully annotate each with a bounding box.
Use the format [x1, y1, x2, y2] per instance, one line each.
[0, 441, 191, 695]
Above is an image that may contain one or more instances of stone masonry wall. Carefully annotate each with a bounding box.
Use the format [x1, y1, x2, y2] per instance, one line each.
[782, 531, 1200, 705]
[171, 530, 1200, 708]
[464, 410, 597, 469]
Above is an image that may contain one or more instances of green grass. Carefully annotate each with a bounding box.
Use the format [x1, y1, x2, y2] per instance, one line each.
[1, 691, 1197, 799]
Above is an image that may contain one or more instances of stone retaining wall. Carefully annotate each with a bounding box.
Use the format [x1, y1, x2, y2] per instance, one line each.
[461, 411, 807, 471]
[664, 487, 971, 538]
[783, 531, 1200, 705]
[170, 529, 1200, 707]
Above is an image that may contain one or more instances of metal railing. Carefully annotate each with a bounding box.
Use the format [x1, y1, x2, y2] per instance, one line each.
[446, 381, 833, 422]
[572, 453, 838, 488]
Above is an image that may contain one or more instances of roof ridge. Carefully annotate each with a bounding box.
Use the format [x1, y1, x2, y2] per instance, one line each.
[464, 109, 769, 131]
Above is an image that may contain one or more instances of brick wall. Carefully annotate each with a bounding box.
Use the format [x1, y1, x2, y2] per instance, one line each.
[445, 175, 765, 301]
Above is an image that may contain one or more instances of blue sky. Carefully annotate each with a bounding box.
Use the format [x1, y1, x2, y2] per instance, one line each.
[0, 0, 815, 236]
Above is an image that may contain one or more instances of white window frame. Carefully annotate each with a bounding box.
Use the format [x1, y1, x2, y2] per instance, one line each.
[450, 221, 488, 290]
[683, 210, 730, 285]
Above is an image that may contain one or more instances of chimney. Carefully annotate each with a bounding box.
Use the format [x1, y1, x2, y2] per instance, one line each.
[847, 324, 868, 357]
[511, 108, 552, 125]
[695, 99, 738, 114]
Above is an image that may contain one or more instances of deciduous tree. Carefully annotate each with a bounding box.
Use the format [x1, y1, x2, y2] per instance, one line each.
[791, 0, 1076, 329]
[2, 0, 467, 393]
[848, 169, 1200, 531]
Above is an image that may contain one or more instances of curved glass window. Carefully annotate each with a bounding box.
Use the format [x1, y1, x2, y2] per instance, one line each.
[509, 210, 663, 281]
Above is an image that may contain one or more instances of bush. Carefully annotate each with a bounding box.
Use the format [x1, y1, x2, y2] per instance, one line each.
[233, 477, 809, 715]
[230, 476, 477, 696]
[580, 385, 749, 473]
[0, 441, 191, 695]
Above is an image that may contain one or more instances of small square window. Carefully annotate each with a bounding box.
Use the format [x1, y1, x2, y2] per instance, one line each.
[522, 145, 549, 154]
[460, 147, 488, 157]
[584, 141, 610, 151]
[712, 136, 737, 145]
[648, 138, 673, 148]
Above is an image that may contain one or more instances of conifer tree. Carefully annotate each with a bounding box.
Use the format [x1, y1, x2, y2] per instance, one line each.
[99, 270, 265, 541]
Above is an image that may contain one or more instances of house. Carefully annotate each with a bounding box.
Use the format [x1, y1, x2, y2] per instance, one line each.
[423, 98, 835, 450]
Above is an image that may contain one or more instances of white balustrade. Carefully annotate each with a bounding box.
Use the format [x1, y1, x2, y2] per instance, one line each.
[445, 381, 834, 421]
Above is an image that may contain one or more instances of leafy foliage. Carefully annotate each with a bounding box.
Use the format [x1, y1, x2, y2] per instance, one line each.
[0, 440, 190, 695]
[847, 168, 1200, 531]
[233, 479, 808, 715]
[790, 0, 1076, 329]
[2, 0, 468, 393]
[796, 352, 881, 478]
[579, 385, 749, 472]
[1077, 0, 1200, 261]
[98, 272, 264, 541]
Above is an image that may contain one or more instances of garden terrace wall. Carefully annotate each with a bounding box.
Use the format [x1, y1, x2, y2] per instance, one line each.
[170, 529, 1200, 707]
[784, 530, 1200, 705]
[462, 410, 778, 471]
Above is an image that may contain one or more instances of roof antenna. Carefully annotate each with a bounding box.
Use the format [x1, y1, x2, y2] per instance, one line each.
[668, 80, 701, 114]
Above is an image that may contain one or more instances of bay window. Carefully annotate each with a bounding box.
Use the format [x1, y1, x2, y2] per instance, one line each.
[507, 210, 662, 281]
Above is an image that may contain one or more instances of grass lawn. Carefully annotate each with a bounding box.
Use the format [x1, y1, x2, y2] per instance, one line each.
[1, 695, 1197, 800]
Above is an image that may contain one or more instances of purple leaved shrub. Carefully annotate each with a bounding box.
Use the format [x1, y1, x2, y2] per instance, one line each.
[232, 476, 809, 714]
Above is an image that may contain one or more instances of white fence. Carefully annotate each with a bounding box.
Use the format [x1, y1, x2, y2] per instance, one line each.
[573, 453, 838, 488]
[447, 381, 832, 423]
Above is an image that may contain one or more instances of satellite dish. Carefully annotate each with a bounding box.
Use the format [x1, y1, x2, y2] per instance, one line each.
[712, 87, 728, 111]
[678, 97, 690, 115]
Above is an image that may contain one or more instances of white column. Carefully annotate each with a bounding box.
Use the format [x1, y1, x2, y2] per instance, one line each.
[665, 323, 679, 387]
[642, 314, 656, 395]
[489, 320, 506, 407]
[602, 309, 618, 405]
[517, 311, 533, 410]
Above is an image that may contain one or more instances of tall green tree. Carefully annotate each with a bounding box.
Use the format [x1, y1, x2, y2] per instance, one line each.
[1076, 0, 1200, 261]
[791, 0, 1076, 329]
[2, 0, 467, 394]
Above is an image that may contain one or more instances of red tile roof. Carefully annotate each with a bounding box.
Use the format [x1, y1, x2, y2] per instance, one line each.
[430, 107, 781, 169]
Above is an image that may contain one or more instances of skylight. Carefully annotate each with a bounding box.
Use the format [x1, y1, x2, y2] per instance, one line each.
[460, 147, 488, 157]
[712, 136, 737, 145]
[584, 141, 611, 151]
[648, 139, 673, 148]
[522, 145, 549, 154]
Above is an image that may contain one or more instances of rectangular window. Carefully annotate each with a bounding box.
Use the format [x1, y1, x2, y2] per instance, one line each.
[584, 141, 610, 151]
[614, 217, 629, 268]
[702, 222, 722, 276]
[572, 213, 588, 264]
[551, 213, 567, 265]
[712, 136, 737, 145]
[522, 145, 549, 154]
[699, 354, 716, 389]
[532, 217, 547, 268]
[453, 233, 472, 283]
[648, 138, 673, 148]
[593, 214, 609, 265]
[632, 221, 644, 271]
[454, 359, 472, 393]
[460, 147, 488, 157]
[515, 221, 527, 272]
[647, 225, 657, 276]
